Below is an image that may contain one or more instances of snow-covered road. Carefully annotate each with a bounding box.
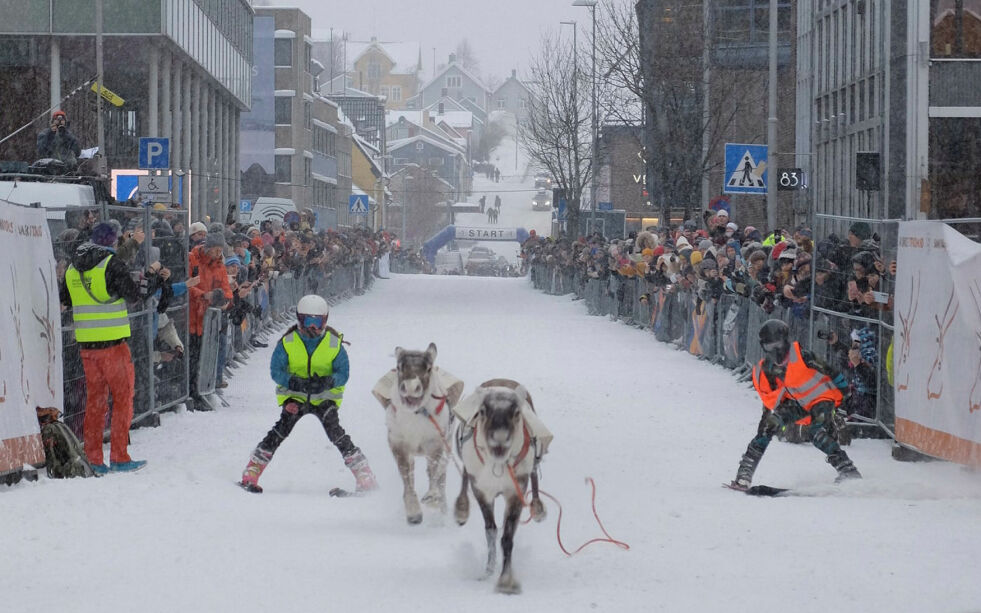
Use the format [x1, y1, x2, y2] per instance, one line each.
[6, 274, 981, 613]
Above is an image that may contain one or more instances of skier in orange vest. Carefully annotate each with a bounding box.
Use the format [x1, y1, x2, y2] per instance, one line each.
[731, 319, 861, 490]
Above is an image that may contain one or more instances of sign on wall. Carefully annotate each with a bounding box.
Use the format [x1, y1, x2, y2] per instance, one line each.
[454, 226, 518, 241]
[0, 199, 61, 474]
[895, 221, 981, 465]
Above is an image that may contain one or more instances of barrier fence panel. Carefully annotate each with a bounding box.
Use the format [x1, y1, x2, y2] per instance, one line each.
[196, 307, 222, 404]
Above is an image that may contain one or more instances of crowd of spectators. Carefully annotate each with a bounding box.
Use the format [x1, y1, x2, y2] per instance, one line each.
[54, 204, 396, 418]
[520, 210, 894, 435]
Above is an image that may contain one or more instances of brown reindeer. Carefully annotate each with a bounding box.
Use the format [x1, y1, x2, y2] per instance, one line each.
[453, 379, 551, 594]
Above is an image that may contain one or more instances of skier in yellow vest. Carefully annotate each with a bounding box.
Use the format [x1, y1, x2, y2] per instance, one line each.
[59, 222, 168, 474]
[239, 294, 378, 494]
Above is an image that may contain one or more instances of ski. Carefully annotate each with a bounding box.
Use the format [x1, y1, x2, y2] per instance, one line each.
[723, 482, 791, 497]
[328, 487, 364, 498]
[237, 481, 263, 494]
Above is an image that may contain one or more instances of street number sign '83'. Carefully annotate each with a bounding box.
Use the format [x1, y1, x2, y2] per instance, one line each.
[777, 168, 807, 191]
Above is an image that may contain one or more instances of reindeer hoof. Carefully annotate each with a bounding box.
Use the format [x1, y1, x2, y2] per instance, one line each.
[530, 499, 547, 523]
[495, 577, 522, 595]
[454, 497, 469, 525]
[407, 513, 423, 525]
[421, 491, 444, 508]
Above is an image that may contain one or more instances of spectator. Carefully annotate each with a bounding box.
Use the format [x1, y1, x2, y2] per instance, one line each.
[187, 231, 232, 411]
[36, 110, 81, 167]
[59, 222, 168, 473]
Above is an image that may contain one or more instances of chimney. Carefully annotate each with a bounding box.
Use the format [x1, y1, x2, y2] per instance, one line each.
[511, 69, 516, 79]
[449, 53, 457, 64]
[438, 102, 444, 115]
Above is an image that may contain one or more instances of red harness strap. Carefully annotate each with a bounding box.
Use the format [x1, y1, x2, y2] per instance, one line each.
[389, 394, 446, 415]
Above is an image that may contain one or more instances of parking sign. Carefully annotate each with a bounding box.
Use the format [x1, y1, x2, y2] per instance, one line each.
[139, 137, 170, 170]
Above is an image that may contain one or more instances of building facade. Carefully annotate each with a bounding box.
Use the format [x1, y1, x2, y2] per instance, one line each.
[405, 54, 490, 115]
[492, 69, 532, 126]
[0, 0, 253, 222]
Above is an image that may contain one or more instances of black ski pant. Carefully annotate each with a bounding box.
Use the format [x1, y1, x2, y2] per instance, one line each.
[257, 401, 357, 460]
[747, 400, 842, 458]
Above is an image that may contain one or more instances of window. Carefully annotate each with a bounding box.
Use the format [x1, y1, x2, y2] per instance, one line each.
[394, 158, 410, 166]
[380, 86, 390, 98]
[446, 75, 462, 88]
[519, 97, 527, 110]
[327, 132, 336, 156]
[415, 141, 425, 151]
[304, 101, 312, 130]
[429, 157, 444, 166]
[496, 97, 507, 109]
[367, 61, 381, 80]
[304, 157, 312, 186]
[274, 38, 292, 67]
[391, 86, 402, 102]
[275, 98, 292, 125]
[932, 0, 981, 58]
[275, 155, 292, 183]
[305, 42, 312, 74]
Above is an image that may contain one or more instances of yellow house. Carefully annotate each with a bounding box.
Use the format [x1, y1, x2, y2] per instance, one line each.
[348, 38, 421, 110]
[351, 135, 386, 229]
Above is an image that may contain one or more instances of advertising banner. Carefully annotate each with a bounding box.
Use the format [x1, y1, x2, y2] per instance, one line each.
[240, 16, 276, 178]
[895, 221, 981, 465]
[0, 199, 62, 474]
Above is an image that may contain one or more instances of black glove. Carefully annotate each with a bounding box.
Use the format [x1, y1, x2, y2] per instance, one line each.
[306, 375, 334, 394]
[288, 375, 308, 393]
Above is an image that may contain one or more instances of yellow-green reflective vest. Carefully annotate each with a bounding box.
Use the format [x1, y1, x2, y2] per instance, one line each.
[65, 255, 131, 343]
[275, 330, 345, 407]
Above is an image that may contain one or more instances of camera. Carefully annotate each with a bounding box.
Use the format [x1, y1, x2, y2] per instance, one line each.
[816, 329, 833, 340]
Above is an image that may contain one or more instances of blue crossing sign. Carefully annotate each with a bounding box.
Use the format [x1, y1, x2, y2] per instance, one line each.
[724, 143, 768, 195]
[349, 194, 370, 214]
[139, 137, 170, 169]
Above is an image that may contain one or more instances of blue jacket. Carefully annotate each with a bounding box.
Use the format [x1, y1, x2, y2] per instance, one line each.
[270, 329, 349, 389]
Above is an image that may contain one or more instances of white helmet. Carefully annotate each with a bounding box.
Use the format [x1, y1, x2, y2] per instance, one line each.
[296, 294, 329, 335]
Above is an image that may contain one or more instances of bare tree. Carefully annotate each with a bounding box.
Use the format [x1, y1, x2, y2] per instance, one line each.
[454, 39, 481, 76]
[596, 0, 768, 224]
[521, 33, 593, 235]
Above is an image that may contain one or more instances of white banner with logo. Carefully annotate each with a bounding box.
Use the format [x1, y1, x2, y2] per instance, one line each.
[895, 221, 981, 465]
[0, 200, 61, 473]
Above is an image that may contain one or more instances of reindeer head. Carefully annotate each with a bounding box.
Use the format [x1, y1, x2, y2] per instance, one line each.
[480, 389, 524, 459]
[394, 343, 437, 408]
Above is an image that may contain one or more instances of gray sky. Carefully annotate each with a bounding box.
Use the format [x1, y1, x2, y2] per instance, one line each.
[287, 0, 592, 83]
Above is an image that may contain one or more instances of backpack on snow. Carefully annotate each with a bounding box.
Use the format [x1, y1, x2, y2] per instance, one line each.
[36, 408, 96, 479]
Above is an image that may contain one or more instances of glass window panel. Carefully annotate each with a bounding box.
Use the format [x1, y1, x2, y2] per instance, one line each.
[275, 155, 291, 183]
[275, 97, 292, 124]
[275, 38, 292, 67]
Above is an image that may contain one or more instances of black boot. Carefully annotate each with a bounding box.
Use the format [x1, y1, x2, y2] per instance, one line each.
[732, 445, 764, 489]
[827, 450, 862, 483]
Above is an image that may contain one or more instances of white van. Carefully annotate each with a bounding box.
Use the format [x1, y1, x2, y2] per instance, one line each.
[239, 197, 298, 228]
[434, 249, 464, 275]
[0, 176, 98, 234]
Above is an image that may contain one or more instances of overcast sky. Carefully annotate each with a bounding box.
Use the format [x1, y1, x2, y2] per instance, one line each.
[284, 0, 593, 83]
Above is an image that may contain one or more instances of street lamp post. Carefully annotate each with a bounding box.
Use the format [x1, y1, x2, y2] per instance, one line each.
[573, 0, 598, 237]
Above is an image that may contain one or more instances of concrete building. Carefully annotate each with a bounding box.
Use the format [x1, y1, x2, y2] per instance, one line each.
[597, 123, 660, 232]
[0, 0, 253, 223]
[797, 0, 981, 225]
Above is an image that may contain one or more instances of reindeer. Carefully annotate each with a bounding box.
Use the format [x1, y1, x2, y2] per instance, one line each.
[453, 379, 551, 594]
[895, 272, 921, 392]
[372, 343, 463, 524]
[926, 288, 959, 401]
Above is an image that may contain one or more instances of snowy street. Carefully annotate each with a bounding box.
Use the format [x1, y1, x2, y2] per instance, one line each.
[6, 273, 981, 612]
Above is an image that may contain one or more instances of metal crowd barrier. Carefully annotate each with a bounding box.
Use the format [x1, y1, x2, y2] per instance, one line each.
[532, 263, 896, 440]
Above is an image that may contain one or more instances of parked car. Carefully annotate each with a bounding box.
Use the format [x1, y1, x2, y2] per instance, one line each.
[465, 246, 507, 276]
[532, 189, 552, 211]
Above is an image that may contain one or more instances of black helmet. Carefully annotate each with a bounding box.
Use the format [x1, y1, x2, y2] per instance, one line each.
[759, 319, 790, 364]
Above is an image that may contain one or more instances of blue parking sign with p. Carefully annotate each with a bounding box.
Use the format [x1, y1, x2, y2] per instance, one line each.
[139, 137, 170, 169]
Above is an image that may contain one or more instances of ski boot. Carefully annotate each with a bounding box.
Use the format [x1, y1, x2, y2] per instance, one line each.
[827, 450, 862, 483]
[729, 445, 764, 490]
[343, 450, 379, 493]
[240, 448, 272, 493]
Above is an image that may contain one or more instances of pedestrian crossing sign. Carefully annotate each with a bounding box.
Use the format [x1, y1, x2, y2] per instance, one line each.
[724, 143, 768, 195]
[349, 194, 370, 214]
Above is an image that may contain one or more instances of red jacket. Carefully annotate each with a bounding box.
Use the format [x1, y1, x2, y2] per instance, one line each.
[188, 245, 232, 335]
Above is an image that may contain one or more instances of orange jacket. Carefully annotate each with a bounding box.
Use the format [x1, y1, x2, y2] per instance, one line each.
[752, 342, 843, 411]
[188, 245, 233, 336]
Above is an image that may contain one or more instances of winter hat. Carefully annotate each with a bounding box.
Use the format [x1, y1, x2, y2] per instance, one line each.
[91, 222, 118, 247]
[698, 239, 713, 251]
[849, 221, 872, 241]
[749, 250, 767, 264]
[652, 245, 665, 258]
[778, 248, 798, 261]
[690, 251, 704, 267]
[700, 258, 718, 271]
[152, 219, 174, 237]
[189, 221, 208, 235]
[204, 232, 227, 249]
[726, 222, 738, 233]
[675, 236, 692, 250]
[641, 248, 655, 257]
[108, 219, 123, 236]
[224, 256, 241, 267]
[716, 209, 729, 218]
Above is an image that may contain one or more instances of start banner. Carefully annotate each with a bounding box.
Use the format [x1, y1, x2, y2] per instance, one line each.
[895, 221, 981, 465]
[454, 226, 518, 241]
[0, 199, 62, 474]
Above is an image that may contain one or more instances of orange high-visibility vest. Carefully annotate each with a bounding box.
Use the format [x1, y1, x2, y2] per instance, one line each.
[752, 342, 842, 411]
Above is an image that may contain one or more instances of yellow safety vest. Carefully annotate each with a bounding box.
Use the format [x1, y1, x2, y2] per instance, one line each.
[65, 255, 131, 343]
[275, 330, 346, 407]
